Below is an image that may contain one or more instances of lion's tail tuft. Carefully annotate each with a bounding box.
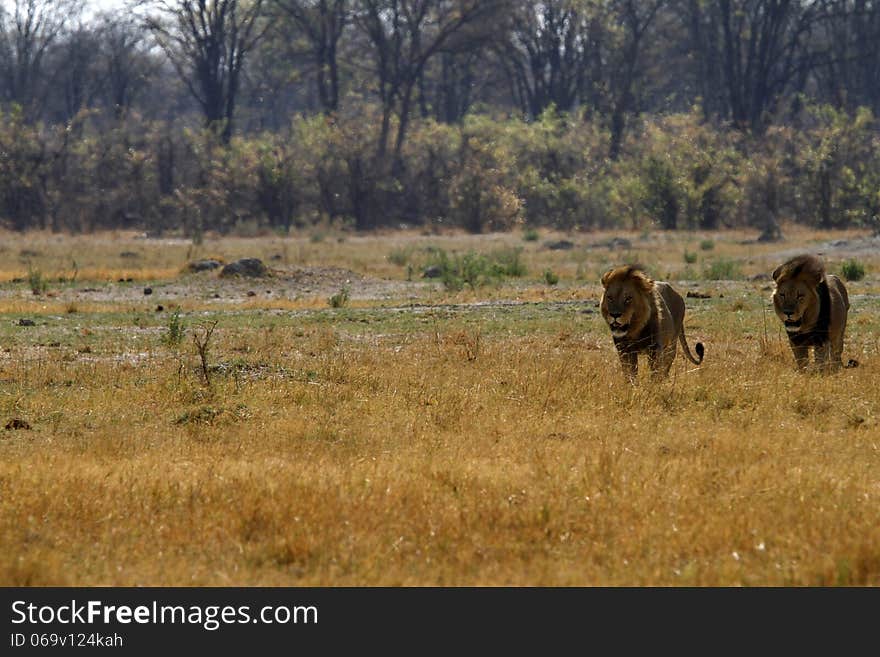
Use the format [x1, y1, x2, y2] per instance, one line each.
[679, 331, 704, 365]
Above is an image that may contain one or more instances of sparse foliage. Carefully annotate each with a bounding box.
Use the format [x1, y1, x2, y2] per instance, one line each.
[163, 308, 185, 346]
[192, 320, 218, 386]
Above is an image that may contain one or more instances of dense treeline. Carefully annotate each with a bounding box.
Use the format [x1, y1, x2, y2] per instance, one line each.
[0, 0, 878, 235]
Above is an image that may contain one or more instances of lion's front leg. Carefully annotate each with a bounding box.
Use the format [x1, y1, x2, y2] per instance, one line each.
[617, 349, 638, 382]
[815, 341, 838, 372]
[789, 342, 810, 371]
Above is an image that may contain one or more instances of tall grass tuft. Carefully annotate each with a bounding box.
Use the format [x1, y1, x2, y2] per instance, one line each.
[329, 286, 350, 308]
[28, 267, 48, 295]
[840, 259, 866, 281]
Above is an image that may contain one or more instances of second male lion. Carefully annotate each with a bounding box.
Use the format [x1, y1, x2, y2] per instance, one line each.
[600, 265, 704, 381]
[772, 254, 854, 371]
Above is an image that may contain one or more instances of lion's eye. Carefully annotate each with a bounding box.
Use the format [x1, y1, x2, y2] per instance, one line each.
[624, 297, 632, 305]
[779, 293, 786, 300]
[796, 292, 804, 300]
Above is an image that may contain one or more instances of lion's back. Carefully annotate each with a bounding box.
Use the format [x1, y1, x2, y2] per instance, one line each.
[826, 274, 849, 311]
[654, 281, 685, 329]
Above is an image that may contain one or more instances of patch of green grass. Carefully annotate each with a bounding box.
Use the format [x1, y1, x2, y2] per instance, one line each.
[840, 259, 866, 282]
[522, 228, 540, 242]
[702, 258, 741, 280]
[543, 269, 559, 285]
[683, 251, 698, 264]
[700, 239, 715, 251]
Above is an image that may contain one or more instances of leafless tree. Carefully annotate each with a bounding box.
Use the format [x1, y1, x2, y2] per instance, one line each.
[99, 14, 158, 119]
[354, 0, 508, 163]
[0, 0, 83, 120]
[137, 0, 269, 142]
[497, 0, 587, 119]
[274, 0, 349, 113]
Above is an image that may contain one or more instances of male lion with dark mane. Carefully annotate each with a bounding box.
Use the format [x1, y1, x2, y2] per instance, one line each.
[772, 254, 856, 371]
[600, 265, 704, 381]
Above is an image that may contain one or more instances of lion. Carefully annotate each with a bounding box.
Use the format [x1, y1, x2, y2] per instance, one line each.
[771, 254, 856, 371]
[600, 265, 704, 381]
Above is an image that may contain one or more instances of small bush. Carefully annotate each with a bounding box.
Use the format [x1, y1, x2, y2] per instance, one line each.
[387, 247, 412, 267]
[458, 253, 494, 289]
[683, 251, 698, 264]
[699, 239, 715, 251]
[642, 156, 681, 229]
[522, 228, 540, 242]
[425, 247, 529, 291]
[329, 286, 350, 308]
[27, 267, 47, 295]
[702, 258, 741, 280]
[840, 259, 866, 281]
[490, 247, 527, 277]
[162, 309, 185, 346]
[543, 269, 559, 285]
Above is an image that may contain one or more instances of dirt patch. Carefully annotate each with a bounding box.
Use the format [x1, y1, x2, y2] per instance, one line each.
[760, 235, 880, 264]
[0, 265, 436, 305]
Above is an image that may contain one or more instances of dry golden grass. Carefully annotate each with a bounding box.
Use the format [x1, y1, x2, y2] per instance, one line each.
[0, 226, 878, 586]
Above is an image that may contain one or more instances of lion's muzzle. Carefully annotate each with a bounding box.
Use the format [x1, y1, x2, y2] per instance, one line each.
[609, 319, 629, 338]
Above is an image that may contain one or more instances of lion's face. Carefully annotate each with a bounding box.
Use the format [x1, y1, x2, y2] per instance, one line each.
[772, 255, 824, 334]
[601, 267, 654, 338]
[773, 279, 816, 333]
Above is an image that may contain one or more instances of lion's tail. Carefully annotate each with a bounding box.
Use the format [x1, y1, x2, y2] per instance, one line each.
[679, 330, 704, 365]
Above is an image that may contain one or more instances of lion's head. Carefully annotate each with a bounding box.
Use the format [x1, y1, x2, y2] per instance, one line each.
[600, 265, 655, 338]
[772, 254, 825, 334]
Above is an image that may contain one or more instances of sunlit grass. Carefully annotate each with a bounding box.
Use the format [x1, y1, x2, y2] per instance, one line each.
[0, 226, 878, 586]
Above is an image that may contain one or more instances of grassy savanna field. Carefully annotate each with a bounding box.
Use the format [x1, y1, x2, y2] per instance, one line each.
[0, 226, 879, 586]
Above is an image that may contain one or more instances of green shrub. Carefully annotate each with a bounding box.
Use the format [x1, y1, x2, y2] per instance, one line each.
[522, 228, 540, 242]
[683, 251, 698, 264]
[458, 253, 494, 289]
[425, 248, 527, 291]
[840, 259, 866, 281]
[490, 247, 527, 277]
[448, 127, 523, 233]
[162, 309, 185, 346]
[329, 286, 350, 308]
[699, 239, 715, 251]
[795, 106, 880, 229]
[543, 269, 559, 285]
[642, 155, 681, 230]
[702, 258, 741, 280]
[27, 267, 48, 295]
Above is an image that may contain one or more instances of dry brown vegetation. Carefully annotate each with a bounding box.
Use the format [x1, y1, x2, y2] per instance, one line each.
[0, 226, 878, 586]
